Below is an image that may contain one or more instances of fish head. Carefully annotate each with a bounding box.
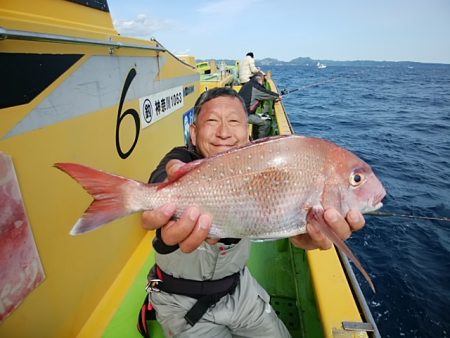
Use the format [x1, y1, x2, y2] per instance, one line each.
[321, 145, 386, 215]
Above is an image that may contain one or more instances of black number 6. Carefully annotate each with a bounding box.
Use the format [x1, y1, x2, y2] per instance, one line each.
[116, 68, 140, 159]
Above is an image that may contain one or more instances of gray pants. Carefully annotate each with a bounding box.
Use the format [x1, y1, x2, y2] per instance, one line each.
[248, 114, 271, 139]
[150, 267, 291, 338]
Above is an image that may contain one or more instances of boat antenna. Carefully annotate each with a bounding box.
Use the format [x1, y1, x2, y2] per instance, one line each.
[365, 211, 450, 222]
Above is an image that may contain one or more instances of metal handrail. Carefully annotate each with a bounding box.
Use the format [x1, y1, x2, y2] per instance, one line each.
[0, 27, 166, 52]
[337, 248, 381, 338]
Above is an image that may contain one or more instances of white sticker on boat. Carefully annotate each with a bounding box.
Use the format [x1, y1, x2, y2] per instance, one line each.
[139, 86, 184, 128]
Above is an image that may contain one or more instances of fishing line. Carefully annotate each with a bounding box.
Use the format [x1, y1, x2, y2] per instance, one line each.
[281, 77, 337, 95]
[365, 211, 450, 222]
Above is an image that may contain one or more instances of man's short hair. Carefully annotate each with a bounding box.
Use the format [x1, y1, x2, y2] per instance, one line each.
[251, 73, 264, 83]
[246, 52, 254, 58]
[193, 87, 246, 123]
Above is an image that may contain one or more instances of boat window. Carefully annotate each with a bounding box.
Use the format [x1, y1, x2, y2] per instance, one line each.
[0, 53, 83, 109]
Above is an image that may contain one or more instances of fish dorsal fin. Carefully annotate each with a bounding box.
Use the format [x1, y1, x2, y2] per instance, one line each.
[157, 158, 205, 190]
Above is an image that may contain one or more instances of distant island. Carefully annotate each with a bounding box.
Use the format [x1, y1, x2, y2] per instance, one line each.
[204, 57, 447, 67]
[258, 57, 444, 67]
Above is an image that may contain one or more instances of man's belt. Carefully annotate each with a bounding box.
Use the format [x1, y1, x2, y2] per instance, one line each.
[148, 265, 240, 326]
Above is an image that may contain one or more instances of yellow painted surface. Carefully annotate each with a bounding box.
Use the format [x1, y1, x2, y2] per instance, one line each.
[0, 97, 192, 338]
[177, 55, 197, 67]
[76, 232, 156, 337]
[266, 77, 293, 135]
[0, 1, 199, 337]
[308, 249, 368, 338]
[0, 0, 116, 38]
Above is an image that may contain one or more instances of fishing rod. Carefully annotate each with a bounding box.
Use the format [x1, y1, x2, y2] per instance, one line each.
[280, 77, 337, 95]
[365, 211, 450, 222]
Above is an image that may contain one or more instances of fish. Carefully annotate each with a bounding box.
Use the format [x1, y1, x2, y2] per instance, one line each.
[55, 134, 386, 291]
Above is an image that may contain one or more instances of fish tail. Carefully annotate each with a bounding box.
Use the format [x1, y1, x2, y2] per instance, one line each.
[308, 207, 376, 293]
[54, 163, 147, 235]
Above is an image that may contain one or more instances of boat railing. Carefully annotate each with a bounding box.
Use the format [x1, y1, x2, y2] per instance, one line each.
[0, 27, 167, 53]
[337, 248, 381, 338]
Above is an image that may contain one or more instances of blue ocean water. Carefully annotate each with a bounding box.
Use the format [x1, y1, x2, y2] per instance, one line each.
[271, 64, 450, 337]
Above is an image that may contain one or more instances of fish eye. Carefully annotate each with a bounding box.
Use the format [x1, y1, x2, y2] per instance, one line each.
[350, 172, 365, 186]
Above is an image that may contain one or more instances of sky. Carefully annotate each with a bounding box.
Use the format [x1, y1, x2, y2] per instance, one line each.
[107, 0, 450, 64]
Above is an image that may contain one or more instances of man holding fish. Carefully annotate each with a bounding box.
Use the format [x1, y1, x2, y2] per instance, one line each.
[141, 87, 368, 338]
[56, 86, 384, 337]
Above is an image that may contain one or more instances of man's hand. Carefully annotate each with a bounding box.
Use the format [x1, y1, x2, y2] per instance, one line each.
[142, 159, 216, 253]
[142, 205, 213, 253]
[290, 209, 365, 250]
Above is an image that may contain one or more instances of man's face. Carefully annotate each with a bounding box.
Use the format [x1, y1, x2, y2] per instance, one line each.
[190, 96, 249, 157]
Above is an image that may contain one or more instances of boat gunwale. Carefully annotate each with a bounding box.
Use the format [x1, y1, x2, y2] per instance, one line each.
[0, 27, 167, 52]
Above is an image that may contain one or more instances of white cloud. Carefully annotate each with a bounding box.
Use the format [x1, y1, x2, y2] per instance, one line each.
[113, 14, 177, 39]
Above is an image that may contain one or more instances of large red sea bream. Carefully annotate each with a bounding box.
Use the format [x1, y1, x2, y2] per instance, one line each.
[55, 135, 386, 291]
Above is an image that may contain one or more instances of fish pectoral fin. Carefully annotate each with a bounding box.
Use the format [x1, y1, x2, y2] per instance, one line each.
[307, 206, 375, 292]
[157, 158, 206, 190]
